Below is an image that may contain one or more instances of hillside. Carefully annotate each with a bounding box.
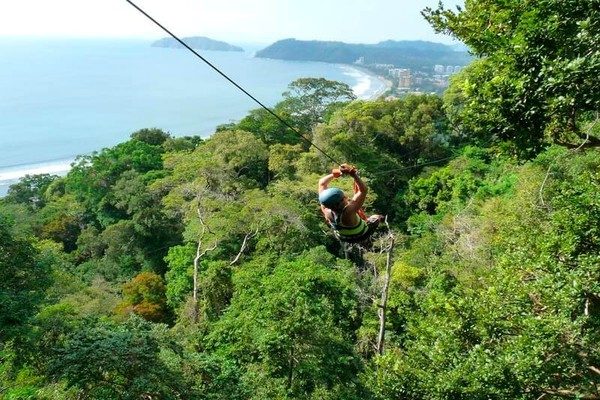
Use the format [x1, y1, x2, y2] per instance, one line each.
[152, 36, 244, 52]
[256, 38, 472, 70]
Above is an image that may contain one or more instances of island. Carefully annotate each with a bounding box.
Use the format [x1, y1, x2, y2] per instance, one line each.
[256, 39, 473, 95]
[152, 36, 243, 52]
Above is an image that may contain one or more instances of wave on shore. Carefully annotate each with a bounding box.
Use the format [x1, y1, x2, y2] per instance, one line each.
[0, 159, 73, 196]
[341, 65, 389, 99]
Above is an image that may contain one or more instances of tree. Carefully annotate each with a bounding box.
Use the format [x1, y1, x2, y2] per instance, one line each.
[162, 135, 203, 152]
[37, 194, 86, 252]
[130, 127, 171, 145]
[235, 108, 302, 146]
[268, 143, 304, 180]
[5, 174, 58, 210]
[206, 250, 364, 397]
[109, 170, 183, 273]
[230, 78, 356, 147]
[50, 316, 198, 399]
[164, 244, 196, 310]
[424, 0, 600, 152]
[280, 77, 357, 132]
[116, 272, 170, 323]
[0, 213, 51, 343]
[64, 138, 165, 225]
[33, 135, 184, 279]
[403, 145, 515, 232]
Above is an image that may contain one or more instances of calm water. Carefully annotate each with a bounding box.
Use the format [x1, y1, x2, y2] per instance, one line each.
[0, 38, 385, 194]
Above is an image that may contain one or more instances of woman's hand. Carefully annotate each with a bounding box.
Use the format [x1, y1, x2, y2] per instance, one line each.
[340, 163, 357, 177]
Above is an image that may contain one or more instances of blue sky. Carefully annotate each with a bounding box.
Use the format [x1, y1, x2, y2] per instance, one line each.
[0, 0, 463, 44]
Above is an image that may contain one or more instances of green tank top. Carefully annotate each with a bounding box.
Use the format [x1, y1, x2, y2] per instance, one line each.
[330, 206, 368, 239]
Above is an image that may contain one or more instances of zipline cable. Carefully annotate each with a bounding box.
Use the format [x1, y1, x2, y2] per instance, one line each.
[125, 0, 341, 166]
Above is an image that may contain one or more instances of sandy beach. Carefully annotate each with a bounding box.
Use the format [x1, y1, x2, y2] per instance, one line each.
[341, 65, 392, 100]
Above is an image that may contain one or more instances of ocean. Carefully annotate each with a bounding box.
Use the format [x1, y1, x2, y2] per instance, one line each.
[0, 38, 386, 196]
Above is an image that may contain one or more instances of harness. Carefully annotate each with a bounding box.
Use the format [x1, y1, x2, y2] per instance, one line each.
[329, 205, 369, 240]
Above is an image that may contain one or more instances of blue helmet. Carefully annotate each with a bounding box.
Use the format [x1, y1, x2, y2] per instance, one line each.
[319, 188, 344, 208]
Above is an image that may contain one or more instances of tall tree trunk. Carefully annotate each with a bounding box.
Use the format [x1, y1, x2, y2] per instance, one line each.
[377, 228, 395, 355]
[192, 240, 202, 323]
[287, 346, 295, 390]
[191, 206, 216, 323]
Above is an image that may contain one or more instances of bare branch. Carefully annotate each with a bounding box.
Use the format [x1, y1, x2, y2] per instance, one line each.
[200, 243, 218, 258]
[585, 297, 590, 317]
[540, 114, 599, 207]
[192, 239, 202, 322]
[538, 165, 552, 208]
[589, 366, 600, 376]
[574, 113, 600, 152]
[193, 239, 203, 304]
[196, 207, 214, 235]
[543, 389, 600, 399]
[230, 229, 258, 266]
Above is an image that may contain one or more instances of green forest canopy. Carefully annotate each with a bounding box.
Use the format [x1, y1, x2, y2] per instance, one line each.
[1, 0, 599, 398]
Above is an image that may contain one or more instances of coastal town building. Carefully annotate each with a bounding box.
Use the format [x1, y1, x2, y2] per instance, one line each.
[354, 60, 467, 96]
[388, 68, 412, 88]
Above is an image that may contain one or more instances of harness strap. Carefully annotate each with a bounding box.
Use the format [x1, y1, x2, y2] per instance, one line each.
[330, 206, 369, 238]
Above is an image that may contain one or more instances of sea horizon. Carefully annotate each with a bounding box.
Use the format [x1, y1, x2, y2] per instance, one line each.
[0, 38, 387, 196]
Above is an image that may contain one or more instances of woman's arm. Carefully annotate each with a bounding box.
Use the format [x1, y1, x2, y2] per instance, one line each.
[318, 173, 337, 193]
[346, 172, 367, 213]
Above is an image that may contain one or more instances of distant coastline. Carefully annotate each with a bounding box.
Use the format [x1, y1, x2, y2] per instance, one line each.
[255, 38, 472, 72]
[0, 158, 73, 196]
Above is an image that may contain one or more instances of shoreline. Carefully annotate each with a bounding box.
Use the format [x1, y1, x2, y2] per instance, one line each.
[0, 158, 74, 196]
[341, 64, 392, 100]
[350, 65, 393, 100]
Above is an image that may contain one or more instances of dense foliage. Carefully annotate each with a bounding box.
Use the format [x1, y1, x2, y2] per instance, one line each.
[2, 4, 600, 398]
[424, 0, 600, 153]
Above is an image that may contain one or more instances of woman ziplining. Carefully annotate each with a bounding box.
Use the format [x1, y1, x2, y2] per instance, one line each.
[318, 163, 384, 243]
